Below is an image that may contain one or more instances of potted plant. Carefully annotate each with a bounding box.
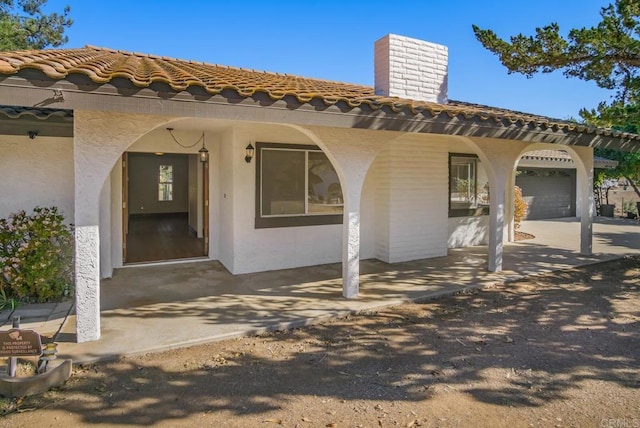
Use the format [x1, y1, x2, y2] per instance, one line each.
[596, 177, 615, 217]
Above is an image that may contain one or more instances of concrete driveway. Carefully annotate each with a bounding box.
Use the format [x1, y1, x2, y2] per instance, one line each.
[40, 217, 640, 362]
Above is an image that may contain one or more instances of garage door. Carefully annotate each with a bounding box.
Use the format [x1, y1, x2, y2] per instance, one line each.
[516, 168, 576, 220]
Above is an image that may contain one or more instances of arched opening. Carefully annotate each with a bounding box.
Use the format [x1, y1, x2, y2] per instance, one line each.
[120, 127, 210, 264]
[514, 143, 594, 256]
[515, 146, 583, 221]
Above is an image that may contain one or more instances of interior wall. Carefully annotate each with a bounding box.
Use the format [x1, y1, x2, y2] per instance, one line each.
[128, 153, 189, 214]
[0, 135, 74, 220]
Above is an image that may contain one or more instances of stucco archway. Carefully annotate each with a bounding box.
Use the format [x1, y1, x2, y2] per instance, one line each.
[74, 110, 179, 342]
[447, 136, 525, 272]
[515, 143, 594, 255]
[98, 117, 229, 277]
[283, 124, 394, 298]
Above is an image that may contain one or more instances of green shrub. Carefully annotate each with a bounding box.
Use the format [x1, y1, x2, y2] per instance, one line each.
[0, 207, 74, 303]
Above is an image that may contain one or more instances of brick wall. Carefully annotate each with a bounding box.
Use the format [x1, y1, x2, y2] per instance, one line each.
[374, 34, 448, 104]
[373, 139, 449, 263]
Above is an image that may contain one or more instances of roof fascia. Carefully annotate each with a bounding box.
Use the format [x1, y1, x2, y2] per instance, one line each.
[1, 74, 639, 152]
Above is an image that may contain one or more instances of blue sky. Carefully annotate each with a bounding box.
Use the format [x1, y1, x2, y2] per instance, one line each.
[45, 0, 613, 120]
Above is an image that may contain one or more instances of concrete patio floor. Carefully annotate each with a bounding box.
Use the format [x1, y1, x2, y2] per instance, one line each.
[5, 217, 640, 363]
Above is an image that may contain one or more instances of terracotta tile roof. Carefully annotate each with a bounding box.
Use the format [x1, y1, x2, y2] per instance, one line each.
[0, 45, 638, 142]
[520, 150, 618, 169]
[521, 150, 575, 163]
[0, 105, 73, 120]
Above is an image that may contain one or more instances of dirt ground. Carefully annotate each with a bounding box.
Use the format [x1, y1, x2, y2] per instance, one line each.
[0, 257, 639, 428]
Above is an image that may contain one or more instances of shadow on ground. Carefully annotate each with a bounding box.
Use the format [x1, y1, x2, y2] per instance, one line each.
[11, 257, 638, 426]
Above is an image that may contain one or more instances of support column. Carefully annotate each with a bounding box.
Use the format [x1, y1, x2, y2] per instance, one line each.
[73, 138, 104, 342]
[342, 185, 362, 298]
[296, 126, 389, 299]
[506, 170, 516, 242]
[488, 175, 506, 272]
[73, 110, 170, 342]
[460, 137, 525, 273]
[577, 150, 594, 255]
[74, 221, 101, 342]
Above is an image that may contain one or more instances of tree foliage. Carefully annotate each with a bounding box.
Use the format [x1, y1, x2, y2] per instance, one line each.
[472, 0, 640, 104]
[474, 1, 640, 199]
[0, 0, 72, 51]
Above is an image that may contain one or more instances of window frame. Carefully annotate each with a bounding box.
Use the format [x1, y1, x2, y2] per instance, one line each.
[255, 142, 343, 229]
[158, 164, 174, 202]
[448, 153, 490, 217]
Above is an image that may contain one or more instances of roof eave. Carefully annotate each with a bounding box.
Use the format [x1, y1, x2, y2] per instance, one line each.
[1, 73, 639, 151]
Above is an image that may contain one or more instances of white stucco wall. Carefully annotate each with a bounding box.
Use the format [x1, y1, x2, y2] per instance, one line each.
[187, 155, 203, 236]
[99, 120, 503, 277]
[570, 146, 593, 219]
[444, 140, 496, 249]
[225, 124, 348, 274]
[110, 159, 123, 271]
[359, 164, 377, 260]
[218, 127, 235, 270]
[99, 177, 111, 278]
[0, 135, 74, 220]
[373, 136, 449, 263]
[448, 216, 489, 247]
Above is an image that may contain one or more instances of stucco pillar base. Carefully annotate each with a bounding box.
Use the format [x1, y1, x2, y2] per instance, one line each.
[577, 150, 594, 256]
[488, 182, 506, 273]
[342, 210, 360, 299]
[580, 216, 593, 256]
[75, 226, 101, 342]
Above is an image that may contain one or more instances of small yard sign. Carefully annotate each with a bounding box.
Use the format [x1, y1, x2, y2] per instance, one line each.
[0, 329, 43, 357]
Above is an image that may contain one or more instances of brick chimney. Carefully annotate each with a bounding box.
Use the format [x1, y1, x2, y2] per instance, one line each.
[374, 34, 448, 104]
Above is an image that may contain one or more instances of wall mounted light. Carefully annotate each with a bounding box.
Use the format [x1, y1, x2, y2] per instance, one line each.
[27, 130, 38, 139]
[245, 143, 255, 163]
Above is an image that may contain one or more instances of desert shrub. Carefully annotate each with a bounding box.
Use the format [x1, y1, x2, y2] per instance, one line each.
[623, 199, 636, 213]
[514, 186, 528, 230]
[0, 207, 74, 303]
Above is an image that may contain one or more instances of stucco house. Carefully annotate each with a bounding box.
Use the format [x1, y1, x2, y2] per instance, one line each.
[1, 34, 639, 343]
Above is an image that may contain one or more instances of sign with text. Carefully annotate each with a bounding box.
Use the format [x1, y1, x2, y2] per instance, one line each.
[0, 329, 43, 357]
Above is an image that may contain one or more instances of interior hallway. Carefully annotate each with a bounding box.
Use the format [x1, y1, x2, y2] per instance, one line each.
[125, 213, 205, 263]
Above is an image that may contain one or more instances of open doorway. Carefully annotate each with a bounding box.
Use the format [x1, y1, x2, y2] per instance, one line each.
[122, 152, 208, 263]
